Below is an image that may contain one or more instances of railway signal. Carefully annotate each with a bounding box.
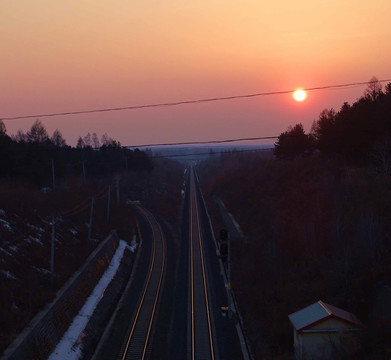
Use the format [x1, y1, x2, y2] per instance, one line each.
[219, 229, 228, 262]
[219, 228, 233, 319]
[220, 229, 228, 241]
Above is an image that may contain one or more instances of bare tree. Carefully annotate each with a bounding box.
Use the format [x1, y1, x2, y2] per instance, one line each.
[51, 129, 67, 147]
[12, 129, 27, 142]
[27, 119, 49, 143]
[91, 132, 100, 148]
[101, 133, 111, 146]
[0, 120, 6, 136]
[101, 133, 120, 147]
[372, 136, 391, 175]
[83, 132, 92, 147]
[365, 76, 382, 101]
[76, 136, 85, 149]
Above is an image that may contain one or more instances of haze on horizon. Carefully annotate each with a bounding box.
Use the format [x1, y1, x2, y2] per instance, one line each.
[1, 1, 391, 146]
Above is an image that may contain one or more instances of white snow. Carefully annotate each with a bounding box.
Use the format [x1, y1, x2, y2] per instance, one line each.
[27, 224, 45, 232]
[26, 235, 43, 246]
[48, 240, 131, 360]
[0, 247, 13, 257]
[0, 218, 13, 232]
[128, 236, 138, 253]
[9, 245, 19, 253]
[0, 270, 18, 280]
[228, 212, 244, 238]
[0, 209, 6, 217]
[33, 266, 51, 275]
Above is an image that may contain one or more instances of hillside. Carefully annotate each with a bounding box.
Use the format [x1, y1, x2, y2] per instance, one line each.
[199, 153, 391, 359]
[0, 179, 139, 352]
[0, 154, 183, 354]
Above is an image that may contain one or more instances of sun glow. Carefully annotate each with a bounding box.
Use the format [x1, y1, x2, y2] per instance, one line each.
[293, 89, 307, 101]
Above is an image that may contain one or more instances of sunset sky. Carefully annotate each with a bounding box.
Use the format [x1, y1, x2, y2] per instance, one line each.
[1, 1, 391, 146]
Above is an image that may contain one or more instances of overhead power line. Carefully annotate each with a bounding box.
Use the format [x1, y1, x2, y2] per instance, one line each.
[125, 135, 278, 148]
[0, 135, 278, 153]
[1, 78, 390, 121]
[149, 147, 273, 159]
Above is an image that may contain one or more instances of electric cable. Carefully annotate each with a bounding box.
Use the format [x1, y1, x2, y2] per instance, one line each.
[124, 135, 278, 148]
[1, 78, 390, 121]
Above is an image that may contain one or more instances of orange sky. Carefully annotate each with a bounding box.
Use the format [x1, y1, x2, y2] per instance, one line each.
[1, 1, 391, 146]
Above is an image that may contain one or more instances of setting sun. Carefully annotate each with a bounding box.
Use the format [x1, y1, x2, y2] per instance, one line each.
[293, 89, 307, 102]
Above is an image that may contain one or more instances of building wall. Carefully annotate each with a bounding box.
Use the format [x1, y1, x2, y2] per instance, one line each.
[310, 318, 352, 330]
[294, 319, 361, 360]
[293, 329, 303, 359]
[301, 332, 337, 359]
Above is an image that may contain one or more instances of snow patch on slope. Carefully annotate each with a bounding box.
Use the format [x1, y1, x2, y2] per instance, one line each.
[0, 218, 13, 232]
[48, 240, 131, 360]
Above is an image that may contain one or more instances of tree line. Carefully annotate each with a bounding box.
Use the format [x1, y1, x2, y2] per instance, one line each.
[0, 120, 153, 185]
[199, 149, 391, 359]
[274, 77, 391, 173]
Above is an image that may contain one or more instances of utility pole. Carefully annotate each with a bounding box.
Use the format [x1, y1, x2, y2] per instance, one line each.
[51, 216, 55, 288]
[51, 159, 56, 191]
[116, 177, 120, 203]
[227, 230, 233, 319]
[107, 185, 111, 223]
[88, 197, 94, 241]
[82, 161, 86, 183]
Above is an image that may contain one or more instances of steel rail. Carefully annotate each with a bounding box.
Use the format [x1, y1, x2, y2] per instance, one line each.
[195, 186, 215, 360]
[190, 187, 196, 359]
[189, 167, 216, 360]
[119, 206, 166, 360]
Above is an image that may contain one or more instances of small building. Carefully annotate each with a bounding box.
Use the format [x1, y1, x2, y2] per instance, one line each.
[288, 300, 364, 360]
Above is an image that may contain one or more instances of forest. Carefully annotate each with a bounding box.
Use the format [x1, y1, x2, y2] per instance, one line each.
[0, 119, 153, 185]
[0, 120, 183, 353]
[199, 79, 391, 359]
[274, 77, 391, 173]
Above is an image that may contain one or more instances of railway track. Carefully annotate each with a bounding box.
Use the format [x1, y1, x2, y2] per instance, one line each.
[188, 167, 216, 360]
[118, 205, 166, 360]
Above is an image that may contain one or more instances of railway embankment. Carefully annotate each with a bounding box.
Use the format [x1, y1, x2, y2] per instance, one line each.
[2, 230, 135, 360]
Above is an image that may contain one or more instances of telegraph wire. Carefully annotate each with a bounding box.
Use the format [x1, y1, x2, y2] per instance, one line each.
[149, 147, 272, 159]
[1, 78, 391, 121]
[60, 187, 108, 218]
[1, 135, 279, 153]
[124, 135, 277, 148]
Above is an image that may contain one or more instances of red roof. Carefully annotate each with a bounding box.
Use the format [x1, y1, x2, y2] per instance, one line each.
[288, 300, 364, 331]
